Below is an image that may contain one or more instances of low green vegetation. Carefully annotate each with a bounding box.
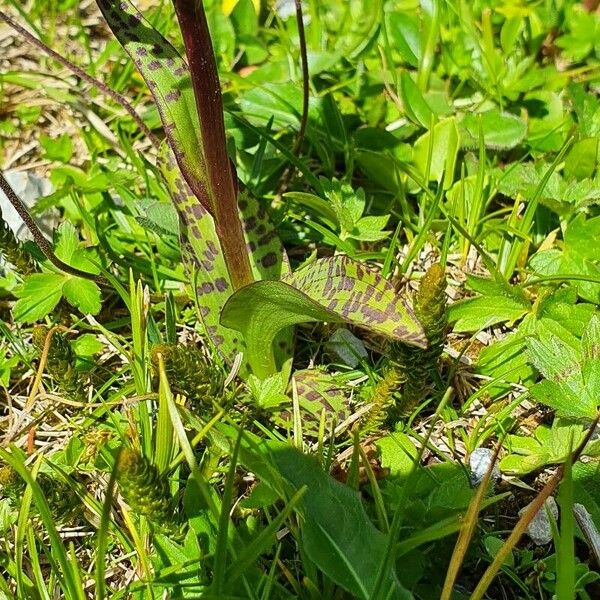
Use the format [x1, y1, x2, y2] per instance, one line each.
[0, 0, 599, 598]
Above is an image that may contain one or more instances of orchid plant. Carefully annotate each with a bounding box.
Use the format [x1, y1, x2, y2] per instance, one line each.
[95, 0, 426, 380]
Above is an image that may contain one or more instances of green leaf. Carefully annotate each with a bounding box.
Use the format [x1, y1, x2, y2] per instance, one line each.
[530, 214, 600, 303]
[221, 256, 426, 378]
[460, 109, 527, 150]
[413, 117, 459, 189]
[13, 273, 64, 322]
[53, 222, 100, 276]
[96, 0, 208, 206]
[386, 12, 420, 67]
[349, 215, 390, 242]
[135, 199, 179, 237]
[247, 372, 289, 409]
[71, 334, 103, 357]
[62, 278, 101, 315]
[526, 315, 600, 418]
[40, 133, 72, 163]
[564, 137, 598, 181]
[399, 72, 434, 128]
[448, 277, 530, 332]
[501, 420, 589, 475]
[272, 446, 408, 599]
[322, 178, 365, 237]
[284, 191, 339, 227]
[54, 221, 79, 264]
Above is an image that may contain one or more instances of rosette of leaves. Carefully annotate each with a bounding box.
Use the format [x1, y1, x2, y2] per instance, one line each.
[97, 0, 426, 381]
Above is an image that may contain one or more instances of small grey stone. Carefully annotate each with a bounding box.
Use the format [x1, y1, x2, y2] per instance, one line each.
[520, 497, 558, 546]
[0, 170, 56, 240]
[469, 448, 500, 487]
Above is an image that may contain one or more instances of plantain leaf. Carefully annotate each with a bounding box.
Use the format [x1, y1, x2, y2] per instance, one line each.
[96, 0, 209, 208]
[221, 256, 426, 378]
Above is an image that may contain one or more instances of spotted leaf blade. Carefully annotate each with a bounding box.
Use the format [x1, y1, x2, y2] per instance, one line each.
[96, 0, 208, 207]
[158, 143, 292, 370]
[272, 369, 352, 438]
[221, 256, 426, 378]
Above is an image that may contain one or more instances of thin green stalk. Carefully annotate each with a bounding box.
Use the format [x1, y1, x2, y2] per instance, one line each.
[212, 429, 244, 594]
[499, 138, 573, 278]
[556, 454, 575, 600]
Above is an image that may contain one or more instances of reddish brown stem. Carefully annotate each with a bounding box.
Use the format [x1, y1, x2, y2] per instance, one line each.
[171, 0, 253, 290]
[293, 0, 309, 155]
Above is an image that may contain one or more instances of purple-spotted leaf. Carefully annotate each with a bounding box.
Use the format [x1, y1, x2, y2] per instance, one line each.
[221, 256, 426, 378]
[272, 369, 352, 438]
[98, 0, 252, 288]
[158, 142, 292, 370]
[96, 0, 208, 207]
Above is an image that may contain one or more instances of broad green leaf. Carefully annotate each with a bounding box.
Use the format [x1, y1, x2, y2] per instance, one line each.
[376, 432, 418, 478]
[349, 215, 390, 242]
[448, 277, 530, 332]
[413, 117, 459, 189]
[221, 256, 426, 378]
[460, 109, 527, 150]
[526, 315, 600, 418]
[63, 278, 102, 315]
[564, 137, 598, 181]
[96, 0, 208, 206]
[265, 444, 409, 599]
[449, 296, 529, 332]
[501, 420, 592, 475]
[13, 273, 64, 322]
[530, 214, 600, 303]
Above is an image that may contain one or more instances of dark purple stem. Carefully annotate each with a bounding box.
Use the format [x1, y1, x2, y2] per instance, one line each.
[171, 0, 253, 290]
[293, 0, 309, 155]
